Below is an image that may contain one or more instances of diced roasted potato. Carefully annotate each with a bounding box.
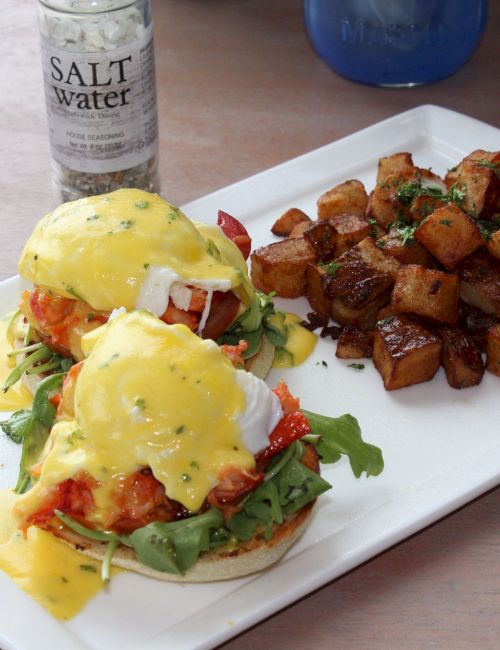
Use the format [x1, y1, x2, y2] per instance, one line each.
[325, 237, 400, 309]
[317, 179, 368, 220]
[486, 324, 500, 376]
[440, 327, 484, 389]
[250, 237, 315, 298]
[335, 326, 373, 359]
[327, 213, 372, 256]
[366, 177, 409, 230]
[376, 152, 414, 185]
[414, 203, 485, 270]
[289, 221, 311, 238]
[391, 264, 459, 325]
[271, 208, 311, 236]
[487, 230, 500, 260]
[373, 314, 442, 390]
[409, 195, 446, 222]
[458, 250, 500, 318]
[456, 160, 500, 219]
[331, 294, 389, 330]
[444, 150, 500, 189]
[368, 166, 447, 229]
[303, 220, 336, 261]
[377, 227, 437, 266]
[305, 263, 332, 316]
[458, 302, 498, 352]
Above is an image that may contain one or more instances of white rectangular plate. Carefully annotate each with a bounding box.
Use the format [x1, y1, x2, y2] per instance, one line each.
[1, 105, 499, 650]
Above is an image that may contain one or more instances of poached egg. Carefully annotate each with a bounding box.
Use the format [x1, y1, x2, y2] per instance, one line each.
[18, 188, 253, 324]
[14, 310, 283, 526]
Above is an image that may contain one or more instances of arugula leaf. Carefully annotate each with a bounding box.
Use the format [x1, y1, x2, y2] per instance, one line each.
[302, 410, 384, 478]
[0, 409, 31, 443]
[127, 508, 224, 574]
[279, 459, 331, 515]
[12, 373, 65, 493]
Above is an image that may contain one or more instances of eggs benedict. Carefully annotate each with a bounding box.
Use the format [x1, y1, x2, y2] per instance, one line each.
[9, 189, 279, 392]
[8, 311, 383, 582]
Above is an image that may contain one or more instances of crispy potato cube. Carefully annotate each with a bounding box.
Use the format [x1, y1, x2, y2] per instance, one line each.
[440, 327, 484, 389]
[459, 250, 500, 318]
[409, 195, 446, 222]
[331, 295, 389, 330]
[328, 214, 372, 255]
[325, 237, 400, 309]
[377, 228, 437, 267]
[391, 264, 459, 325]
[271, 208, 311, 236]
[335, 326, 373, 359]
[368, 168, 446, 229]
[289, 221, 311, 238]
[445, 150, 500, 191]
[373, 314, 442, 390]
[250, 237, 315, 298]
[487, 230, 500, 260]
[377, 152, 414, 184]
[317, 179, 368, 220]
[414, 203, 484, 270]
[366, 180, 409, 230]
[303, 220, 337, 261]
[457, 160, 500, 219]
[458, 302, 497, 353]
[486, 324, 500, 376]
[306, 263, 332, 316]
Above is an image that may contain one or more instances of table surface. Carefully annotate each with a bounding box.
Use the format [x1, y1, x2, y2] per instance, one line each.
[0, 1, 499, 649]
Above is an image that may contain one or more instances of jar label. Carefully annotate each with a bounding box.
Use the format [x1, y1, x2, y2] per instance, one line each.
[40, 25, 158, 174]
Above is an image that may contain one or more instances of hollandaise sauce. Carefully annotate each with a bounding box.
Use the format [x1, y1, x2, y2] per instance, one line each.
[0, 313, 32, 411]
[273, 313, 317, 368]
[0, 490, 115, 620]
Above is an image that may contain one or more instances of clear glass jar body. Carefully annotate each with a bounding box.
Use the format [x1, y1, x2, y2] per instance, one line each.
[303, 0, 488, 87]
[38, 0, 160, 201]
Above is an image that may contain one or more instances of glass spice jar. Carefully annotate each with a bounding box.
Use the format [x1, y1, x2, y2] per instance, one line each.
[37, 0, 160, 201]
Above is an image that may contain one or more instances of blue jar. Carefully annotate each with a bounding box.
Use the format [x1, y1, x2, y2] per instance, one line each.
[303, 0, 488, 87]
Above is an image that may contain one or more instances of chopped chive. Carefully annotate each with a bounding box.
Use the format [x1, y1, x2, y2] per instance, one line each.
[102, 538, 119, 583]
[79, 564, 97, 573]
[2, 346, 52, 392]
[7, 342, 45, 358]
[25, 359, 61, 375]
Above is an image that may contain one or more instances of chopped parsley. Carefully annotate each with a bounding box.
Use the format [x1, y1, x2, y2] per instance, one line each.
[477, 219, 500, 241]
[396, 179, 466, 208]
[439, 219, 453, 227]
[393, 217, 419, 245]
[79, 564, 97, 573]
[135, 200, 149, 209]
[134, 397, 146, 411]
[67, 429, 85, 446]
[318, 260, 342, 277]
[315, 360, 328, 367]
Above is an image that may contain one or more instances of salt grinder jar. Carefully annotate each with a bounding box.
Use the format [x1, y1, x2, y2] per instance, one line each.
[37, 0, 160, 201]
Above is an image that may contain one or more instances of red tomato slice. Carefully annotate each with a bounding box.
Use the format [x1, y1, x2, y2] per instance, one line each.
[201, 291, 241, 340]
[256, 411, 311, 465]
[217, 210, 252, 260]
